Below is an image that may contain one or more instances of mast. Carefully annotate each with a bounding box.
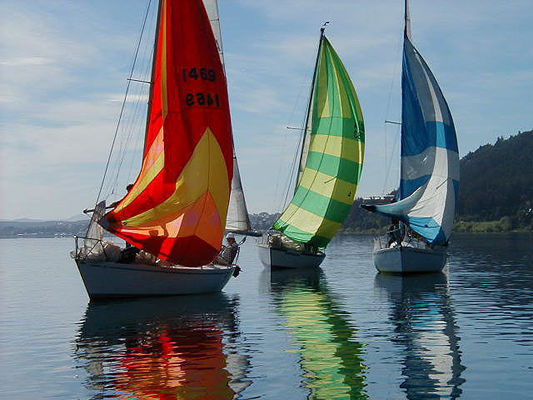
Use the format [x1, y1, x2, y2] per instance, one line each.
[399, 0, 410, 202]
[143, 0, 164, 155]
[294, 24, 327, 193]
[404, 0, 412, 40]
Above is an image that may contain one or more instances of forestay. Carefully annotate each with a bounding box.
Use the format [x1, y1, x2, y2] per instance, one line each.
[204, 0, 252, 233]
[102, 0, 234, 267]
[273, 37, 365, 248]
[371, 32, 459, 245]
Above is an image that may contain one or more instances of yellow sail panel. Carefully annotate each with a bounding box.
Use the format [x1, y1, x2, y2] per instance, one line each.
[108, 129, 230, 262]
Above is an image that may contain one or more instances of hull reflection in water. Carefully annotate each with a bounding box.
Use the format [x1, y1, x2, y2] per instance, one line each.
[269, 268, 367, 399]
[73, 294, 251, 399]
[375, 273, 466, 399]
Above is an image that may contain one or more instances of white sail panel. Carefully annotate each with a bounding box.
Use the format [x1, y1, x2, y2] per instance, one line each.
[226, 155, 252, 232]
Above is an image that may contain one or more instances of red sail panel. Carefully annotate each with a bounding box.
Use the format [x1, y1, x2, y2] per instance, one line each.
[104, 0, 234, 267]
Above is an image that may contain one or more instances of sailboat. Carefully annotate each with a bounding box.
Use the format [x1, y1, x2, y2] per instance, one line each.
[362, 0, 460, 273]
[72, 0, 251, 298]
[258, 26, 365, 269]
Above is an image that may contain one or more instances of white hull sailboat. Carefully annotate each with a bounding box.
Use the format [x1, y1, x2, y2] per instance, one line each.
[76, 259, 234, 299]
[371, 230, 447, 273]
[373, 246, 446, 274]
[257, 244, 325, 269]
[259, 26, 365, 269]
[73, 0, 250, 299]
[362, 0, 459, 274]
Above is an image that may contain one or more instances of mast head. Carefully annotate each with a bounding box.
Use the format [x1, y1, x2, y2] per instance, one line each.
[321, 21, 330, 35]
[404, 0, 412, 40]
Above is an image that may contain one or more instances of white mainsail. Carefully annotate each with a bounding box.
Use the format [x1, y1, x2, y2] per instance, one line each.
[203, 0, 252, 233]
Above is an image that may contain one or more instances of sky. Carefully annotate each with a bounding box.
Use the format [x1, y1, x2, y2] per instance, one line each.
[1, 0, 532, 220]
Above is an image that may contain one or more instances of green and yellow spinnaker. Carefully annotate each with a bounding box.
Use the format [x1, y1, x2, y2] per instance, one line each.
[274, 37, 365, 248]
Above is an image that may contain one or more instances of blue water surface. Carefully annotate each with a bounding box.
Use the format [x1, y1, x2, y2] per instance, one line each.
[0, 233, 531, 399]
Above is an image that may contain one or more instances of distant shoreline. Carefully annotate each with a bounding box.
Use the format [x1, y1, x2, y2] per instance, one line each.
[2, 230, 531, 240]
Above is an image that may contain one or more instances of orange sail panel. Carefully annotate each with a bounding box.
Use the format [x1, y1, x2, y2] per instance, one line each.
[104, 0, 234, 267]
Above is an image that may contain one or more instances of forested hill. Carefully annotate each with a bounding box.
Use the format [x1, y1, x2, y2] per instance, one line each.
[456, 129, 533, 230]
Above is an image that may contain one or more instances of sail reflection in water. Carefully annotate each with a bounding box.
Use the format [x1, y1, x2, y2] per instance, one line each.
[375, 273, 466, 399]
[269, 269, 367, 399]
[73, 294, 251, 399]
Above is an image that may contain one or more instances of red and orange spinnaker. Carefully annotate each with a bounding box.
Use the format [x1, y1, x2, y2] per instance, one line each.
[104, 0, 234, 266]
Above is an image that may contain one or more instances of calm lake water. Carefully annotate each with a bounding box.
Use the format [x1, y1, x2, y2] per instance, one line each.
[0, 234, 532, 399]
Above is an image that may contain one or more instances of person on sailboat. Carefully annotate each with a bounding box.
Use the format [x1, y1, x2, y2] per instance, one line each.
[216, 233, 240, 266]
[385, 197, 402, 248]
[387, 219, 402, 248]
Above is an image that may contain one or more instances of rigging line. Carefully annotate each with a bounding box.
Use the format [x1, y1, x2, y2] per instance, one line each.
[127, 78, 151, 84]
[124, 94, 149, 185]
[122, 36, 157, 189]
[118, 58, 152, 163]
[107, 84, 145, 197]
[294, 27, 325, 194]
[106, 13, 155, 198]
[105, 15, 154, 199]
[94, 0, 153, 207]
[105, 61, 150, 199]
[279, 135, 300, 213]
[110, 83, 147, 194]
[279, 26, 325, 214]
[274, 80, 307, 207]
[381, 29, 403, 195]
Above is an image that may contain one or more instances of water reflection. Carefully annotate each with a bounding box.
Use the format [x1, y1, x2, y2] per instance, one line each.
[73, 294, 251, 399]
[375, 273, 466, 399]
[269, 268, 367, 399]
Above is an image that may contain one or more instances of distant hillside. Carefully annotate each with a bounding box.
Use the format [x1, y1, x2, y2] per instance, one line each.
[0, 220, 88, 238]
[457, 129, 533, 231]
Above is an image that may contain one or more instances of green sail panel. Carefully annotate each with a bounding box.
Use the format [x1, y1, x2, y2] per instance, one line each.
[273, 37, 365, 248]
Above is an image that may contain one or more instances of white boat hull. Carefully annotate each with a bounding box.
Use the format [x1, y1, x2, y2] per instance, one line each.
[257, 244, 325, 269]
[75, 260, 235, 299]
[374, 246, 447, 273]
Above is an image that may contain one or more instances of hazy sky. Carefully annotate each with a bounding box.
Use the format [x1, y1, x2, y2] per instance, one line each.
[1, 0, 532, 220]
